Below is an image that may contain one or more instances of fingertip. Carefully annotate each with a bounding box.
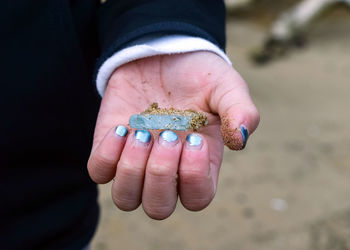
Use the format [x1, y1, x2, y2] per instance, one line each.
[143, 205, 175, 220]
[134, 129, 152, 144]
[115, 125, 129, 137]
[220, 105, 260, 150]
[185, 133, 204, 149]
[159, 130, 180, 147]
[220, 115, 245, 150]
[241, 125, 249, 149]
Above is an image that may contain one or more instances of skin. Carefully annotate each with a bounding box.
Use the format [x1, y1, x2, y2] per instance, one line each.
[87, 51, 260, 220]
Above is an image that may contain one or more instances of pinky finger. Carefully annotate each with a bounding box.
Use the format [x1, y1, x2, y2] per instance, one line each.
[87, 125, 128, 184]
[179, 134, 215, 211]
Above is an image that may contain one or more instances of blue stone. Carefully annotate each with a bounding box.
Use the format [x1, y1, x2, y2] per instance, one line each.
[129, 114, 192, 131]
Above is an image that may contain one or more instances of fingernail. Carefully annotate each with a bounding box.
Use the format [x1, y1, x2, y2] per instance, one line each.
[135, 130, 151, 143]
[186, 133, 203, 149]
[240, 125, 249, 149]
[159, 130, 178, 146]
[115, 125, 128, 137]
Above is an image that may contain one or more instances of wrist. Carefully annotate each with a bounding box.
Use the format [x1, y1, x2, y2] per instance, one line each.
[96, 35, 232, 97]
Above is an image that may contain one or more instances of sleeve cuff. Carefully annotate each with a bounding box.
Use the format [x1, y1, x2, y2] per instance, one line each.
[95, 35, 232, 96]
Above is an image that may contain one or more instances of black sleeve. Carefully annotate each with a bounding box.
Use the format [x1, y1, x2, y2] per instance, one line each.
[95, 0, 226, 72]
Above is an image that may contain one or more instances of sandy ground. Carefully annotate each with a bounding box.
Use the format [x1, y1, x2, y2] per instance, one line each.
[91, 11, 350, 250]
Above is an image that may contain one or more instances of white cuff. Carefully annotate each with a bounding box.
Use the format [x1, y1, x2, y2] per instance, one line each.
[96, 35, 232, 96]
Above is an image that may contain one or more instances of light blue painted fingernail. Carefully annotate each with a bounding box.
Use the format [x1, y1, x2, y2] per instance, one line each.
[186, 134, 203, 147]
[160, 130, 178, 146]
[135, 130, 151, 143]
[240, 125, 249, 149]
[115, 125, 128, 137]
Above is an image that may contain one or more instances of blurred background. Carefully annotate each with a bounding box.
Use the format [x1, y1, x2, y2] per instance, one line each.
[92, 1, 350, 249]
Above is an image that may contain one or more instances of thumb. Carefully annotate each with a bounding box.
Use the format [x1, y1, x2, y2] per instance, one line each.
[209, 69, 260, 150]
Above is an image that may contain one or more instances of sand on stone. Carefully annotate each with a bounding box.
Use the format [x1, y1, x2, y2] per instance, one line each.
[141, 103, 208, 131]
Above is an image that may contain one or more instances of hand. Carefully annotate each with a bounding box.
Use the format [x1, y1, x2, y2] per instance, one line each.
[87, 52, 259, 219]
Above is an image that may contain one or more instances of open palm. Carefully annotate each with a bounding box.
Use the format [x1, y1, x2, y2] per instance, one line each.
[88, 52, 259, 219]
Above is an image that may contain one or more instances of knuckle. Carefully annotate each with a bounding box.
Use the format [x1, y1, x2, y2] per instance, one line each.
[93, 152, 116, 169]
[180, 170, 209, 184]
[117, 160, 145, 177]
[147, 163, 175, 178]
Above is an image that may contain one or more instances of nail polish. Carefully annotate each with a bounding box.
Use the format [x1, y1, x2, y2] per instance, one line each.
[159, 130, 178, 146]
[186, 134, 203, 148]
[240, 125, 248, 149]
[115, 125, 128, 137]
[135, 130, 151, 143]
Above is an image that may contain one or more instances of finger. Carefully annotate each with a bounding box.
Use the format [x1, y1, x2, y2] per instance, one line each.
[178, 133, 215, 211]
[142, 130, 182, 220]
[209, 69, 260, 150]
[87, 125, 128, 184]
[112, 130, 152, 211]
